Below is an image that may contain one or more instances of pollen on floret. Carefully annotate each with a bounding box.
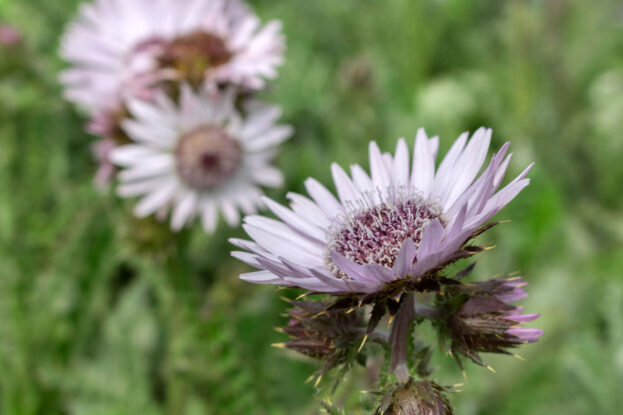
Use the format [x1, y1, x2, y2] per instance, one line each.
[175, 125, 243, 191]
[159, 31, 232, 85]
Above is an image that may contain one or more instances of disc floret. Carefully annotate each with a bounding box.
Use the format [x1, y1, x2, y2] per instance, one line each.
[325, 190, 446, 279]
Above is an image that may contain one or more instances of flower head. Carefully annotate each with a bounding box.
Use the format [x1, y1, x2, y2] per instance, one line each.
[232, 128, 532, 299]
[376, 379, 454, 415]
[109, 85, 292, 232]
[280, 300, 365, 365]
[60, 0, 284, 112]
[439, 276, 543, 367]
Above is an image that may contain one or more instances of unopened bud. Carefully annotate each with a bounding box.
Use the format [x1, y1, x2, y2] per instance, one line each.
[281, 300, 365, 362]
[440, 276, 543, 366]
[376, 379, 453, 415]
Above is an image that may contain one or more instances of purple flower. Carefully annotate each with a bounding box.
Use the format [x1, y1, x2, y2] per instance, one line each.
[441, 276, 543, 367]
[231, 129, 533, 298]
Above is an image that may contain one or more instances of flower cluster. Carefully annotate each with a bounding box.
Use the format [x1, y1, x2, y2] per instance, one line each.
[232, 129, 543, 412]
[60, 0, 291, 232]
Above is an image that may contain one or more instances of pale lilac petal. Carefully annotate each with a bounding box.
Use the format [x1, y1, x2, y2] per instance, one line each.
[410, 129, 435, 197]
[507, 328, 544, 342]
[242, 223, 322, 267]
[429, 135, 439, 160]
[304, 178, 342, 218]
[231, 251, 262, 268]
[240, 270, 284, 284]
[350, 165, 377, 201]
[441, 128, 492, 208]
[330, 252, 385, 284]
[432, 131, 468, 203]
[369, 141, 391, 190]
[331, 163, 361, 205]
[509, 313, 540, 323]
[392, 138, 410, 188]
[392, 238, 417, 278]
[263, 197, 325, 242]
[286, 192, 331, 229]
[417, 220, 445, 260]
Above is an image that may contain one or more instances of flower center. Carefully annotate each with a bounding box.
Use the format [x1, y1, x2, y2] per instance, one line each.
[325, 195, 445, 278]
[159, 31, 232, 85]
[175, 125, 242, 191]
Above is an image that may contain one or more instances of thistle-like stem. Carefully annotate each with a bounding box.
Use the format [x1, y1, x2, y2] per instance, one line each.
[413, 303, 440, 320]
[389, 295, 416, 383]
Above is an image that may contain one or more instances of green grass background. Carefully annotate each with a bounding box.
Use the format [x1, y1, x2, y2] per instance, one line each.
[1, 0, 623, 413]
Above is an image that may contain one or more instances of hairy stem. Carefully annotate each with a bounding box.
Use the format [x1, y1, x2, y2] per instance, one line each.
[413, 302, 440, 320]
[389, 295, 415, 382]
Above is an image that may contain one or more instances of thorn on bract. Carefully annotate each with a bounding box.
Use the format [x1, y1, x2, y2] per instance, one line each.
[357, 334, 369, 353]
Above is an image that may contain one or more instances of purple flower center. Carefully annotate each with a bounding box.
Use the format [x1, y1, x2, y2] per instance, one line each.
[159, 31, 232, 85]
[325, 196, 445, 278]
[175, 125, 242, 191]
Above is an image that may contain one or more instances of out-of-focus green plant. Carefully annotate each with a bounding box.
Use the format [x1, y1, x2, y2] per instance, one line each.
[1, 0, 622, 413]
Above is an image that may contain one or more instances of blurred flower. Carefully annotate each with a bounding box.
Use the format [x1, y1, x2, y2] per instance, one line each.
[232, 129, 532, 299]
[0, 25, 21, 47]
[376, 379, 453, 415]
[109, 85, 292, 232]
[60, 0, 284, 113]
[92, 137, 117, 188]
[87, 99, 131, 188]
[440, 276, 542, 367]
[338, 56, 374, 92]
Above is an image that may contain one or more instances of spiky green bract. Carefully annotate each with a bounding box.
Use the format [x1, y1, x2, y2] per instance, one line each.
[280, 300, 368, 382]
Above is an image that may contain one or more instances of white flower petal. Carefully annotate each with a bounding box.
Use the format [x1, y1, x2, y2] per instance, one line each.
[201, 199, 218, 232]
[171, 191, 198, 231]
[369, 141, 391, 190]
[392, 138, 410, 188]
[331, 163, 360, 205]
[304, 178, 342, 219]
[134, 179, 178, 218]
[263, 197, 325, 242]
[410, 128, 435, 197]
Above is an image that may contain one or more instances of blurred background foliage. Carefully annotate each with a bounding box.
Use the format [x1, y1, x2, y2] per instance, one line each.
[1, 0, 623, 413]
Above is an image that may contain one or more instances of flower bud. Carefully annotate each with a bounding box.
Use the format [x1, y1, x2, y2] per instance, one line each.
[376, 379, 453, 415]
[440, 277, 543, 366]
[279, 300, 365, 361]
